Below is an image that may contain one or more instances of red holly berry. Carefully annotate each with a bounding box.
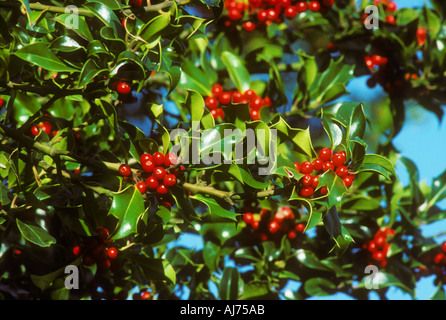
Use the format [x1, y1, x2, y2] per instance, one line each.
[117, 81, 131, 95]
[136, 181, 147, 193]
[442, 241, 446, 253]
[107, 247, 118, 259]
[153, 167, 167, 181]
[301, 174, 313, 187]
[296, 1, 308, 12]
[164, 152, 178, 167]
[320, 187, 328, 195]
[308, 1, 320, 11]
[343, 175, 355, 188]
[219, 91, 232, 105]
[331, 151, 346, 167]
[335, 165, 349, 178]
[243, 89, 257, 101]
[163, 173, 177, 187]
[232, 91, 246, 103]
[140, 153, 152, 164]
[295, 223, 306, 232]
[293, 162, 301, 172]
[311, 175, 319, 189]
[146, 176, 159, 190]
[211, 84, 224, 97]
[72, 246, 83, 257]
[300, 187, 314, 197]
[318, 148, 332, 161]
[205, 96, 219, 110]
[141, 159, 155, 173]
[374, 235, 386, 249]
[322, 161, 334, 172]
[416, 27, 427, 39]
[386, 15, 396, 24]
[284, 6, 298, 18]
[299, 161, 313, 174]
[386, 1, 397, 12]
[97, 259, 111, 270]
[322, 0, 334, 7]
[243, 212, 254, 224]
[249, 96, 264, 110]
[119, 164, 132, 176]
[96, 227, 110, 241]
[228, 8, 243, 20]
[312, 158, 324, 171]
[268, 221, 280, 234]
[243, 21, 256, 32]
[152, 152, 165, 166]
[250, 109, 260, 121]
[288, 230, 297, 239]
[31, 125, 40, 136]
[156, 184, 168, 195]
[372, 250, 385, 261]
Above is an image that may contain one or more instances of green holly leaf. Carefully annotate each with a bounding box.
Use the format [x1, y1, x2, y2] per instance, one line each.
[16, 218, 57, 247]
[108, 186, 145, 240]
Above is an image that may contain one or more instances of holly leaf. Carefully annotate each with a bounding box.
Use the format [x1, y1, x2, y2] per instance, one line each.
[16, 218, 57, 247]
[108, 186, 145, 240]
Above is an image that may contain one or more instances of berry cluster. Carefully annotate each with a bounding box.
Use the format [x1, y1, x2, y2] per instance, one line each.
[30, 120, 58, 137]
[223, 0, 335, 32]
[293, 148, 355, 198]
[415, 241, 446, 284]
[119, 152, 183, 201]
[73, 227, 118, 271]
[205, 84, 272, 121]
[365, 54, 388, 71]
[243, 206, 306, 243]
[362, 227, 395, 267]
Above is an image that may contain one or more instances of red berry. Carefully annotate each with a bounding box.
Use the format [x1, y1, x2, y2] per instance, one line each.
[262, 97, 272, 107]
[72, 246, 82, 257]
[242, 21, 256, 32]
[374, 235, 386, 249]
[156, 184, 168, 195]
[331, 151, 346, 167]
[31, 125, 40, 136]
[163, 173, 177, 187]
[250, 109, 260, 121]
[343, 175, 355, 188]
[228, 8, 243, 20]
[308, 1, 320, 11]
[97, 259, 111, 270]
[299, 161, 313, 174]
[136, 181, 147, 193]
[416, 27, 427, 39]
[266, 8, 278, 20]
[205, 96, 219, 110]
[322, 161, 334, 172]
[288, 230, 297, 239]
[296, 1, 308, 12]
[96, 227, 110, 241]
[293, 162, 301, 172]
[164, 152, 178, 167]
[107, 247, 118, 259]
[211, 84, 224, 97]
[335, 165, 349, 178]
[146, 176, 159, 190]
[280, 206, 294, 220]
[322, 0, 334, 6]
[268, 221, 280, 234]
[295, 223, 306, 232]
[311, 175, 319, 189]
[386, 15, 396, 24]
[141, 159, 155, 173]
[284, 6, 298, 18]
[243, 212, 254, 224]
[372, 250, 385, 261]
[140, 153, 152, 164]
[232, 91, 246, 103]
[0, 97, 4, 108]
[141, 291, 151, 300]
[119, 164, 132, 176]
[318, 148, 332, 161]
[300, 187, 314, 197]
[243, 89, 257, 101]
[249, 97, 263, 110]
[219, 91, 232, 105]
[38, 122, 52, 135]
[153, 167, 166, 181]
[386, 1, 397, 12]
[117, 81, 131, 95]
[320, 187, 328, 195]
[301, 174, 313, 187]
[368, 241, 377, 252]
[312, 158, 324, 171]
[152, 152, 165, 166]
